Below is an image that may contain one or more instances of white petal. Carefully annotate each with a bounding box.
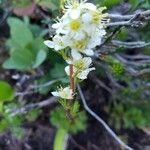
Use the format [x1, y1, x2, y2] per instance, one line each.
[66, 59, 72, 64]
[71, 50, 82, 60]
[84, 49, 94, 56]
[83, 3, 97, 10]
[44, 40, 54, 48]
[83, 57, 92, 67]
[65, 66, 70, 75]
[64, 87, 72, 93]
[74, 32, 85, 40]
[70, 9, 81, 19]
[52, 23, 61, 29]
[78, 68, 95, 80]
[59, 86, 72, 99]
[82, 13, 92, 23]
[51, 91, 59, 97]
[55, 45, 62, 51]
[78, 70, 89, 80]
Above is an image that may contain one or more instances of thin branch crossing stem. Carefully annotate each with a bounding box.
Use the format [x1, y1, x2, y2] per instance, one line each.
[77, 85, 133, 150]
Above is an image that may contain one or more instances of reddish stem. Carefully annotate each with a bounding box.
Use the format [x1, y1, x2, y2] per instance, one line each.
[69, 64, 75, 99]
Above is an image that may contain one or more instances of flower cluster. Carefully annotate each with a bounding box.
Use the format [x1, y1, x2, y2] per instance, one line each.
[44, 0, 108, 99]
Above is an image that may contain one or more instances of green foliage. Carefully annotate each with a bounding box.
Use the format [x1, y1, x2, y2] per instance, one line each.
[0, 102, 42, 139]
[123, 107, 146, 128]
[109, 103, 149, 130]
[25, 109, 42, 122]
[3, 104, 24, 139]
[120, 87, 144, 101]
[3, 17, 48, 71]
[36, 0, 60, 11]
[50, 63, 66, 79]
[109, 104, 124, 130]
[129, 0, 138, 9]
[111, 62, 124, 77]
[11, 0, 60, 12]
[104, 56, 124, 77]
[129, 0, 150, 9]
[7, 17, 33, 48]
[97, 0, 122, 8]
[116, 28, 128, 41]
[11, 0, 31, 8]
[0, 81, 14, 102]
[36, 63, 68, 94]
[50, 101, 87, 134]
[11, 126, 25, 140]
[0, 112, 23, 134]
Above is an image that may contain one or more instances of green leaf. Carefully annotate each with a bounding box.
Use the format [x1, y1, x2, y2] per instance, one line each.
[0, 102, 3, 112]
[7, 17, 33, 48]
[50, 107, 87, 134]
[54, 128, 67, 150]
[26, 109, 42, 121]
[38, 0, 60, 11]
[50, 63, 66, 79]
[33, 49, 47, 68]
[12, 0, 31, 8]
[0, 119, 8, 133]
[97, 0, 121, 8]
[0, 81, 14, 102]
[3, 48, 34, 70]
[11, 127, 24, 140]
[129, 0, 138, 8]
[4, 37, 48, 71]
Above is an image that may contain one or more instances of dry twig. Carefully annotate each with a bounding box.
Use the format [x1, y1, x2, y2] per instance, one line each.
[77, 85, 133, 150]
[8, 97, 57, 116]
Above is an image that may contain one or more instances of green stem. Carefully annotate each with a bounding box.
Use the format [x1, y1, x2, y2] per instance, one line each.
[0, 102, 3, 113]
[54, 128, 68, 150]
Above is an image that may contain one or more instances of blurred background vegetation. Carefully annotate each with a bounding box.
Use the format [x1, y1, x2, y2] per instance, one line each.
[0, 0, 150, 150]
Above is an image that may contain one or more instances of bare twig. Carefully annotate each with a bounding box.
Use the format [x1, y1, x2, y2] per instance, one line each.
[15, 79, 62, 97]
[122, 54, 150, 60]
[15, 91, 35, 96]
[127, 67, 150, 77]
[107, 10, 150, 27]
[30, 79, 60, 89]
[115, 54, 150, 76]
[0, 8, 12, 26]
[115, 54, 150, 66]
[106, 20, 143, 27]
[8, 97, 57, 116]
[112, 40, 150, 49]
[77, 85, 133, 150]
[109, 10, 150, 20]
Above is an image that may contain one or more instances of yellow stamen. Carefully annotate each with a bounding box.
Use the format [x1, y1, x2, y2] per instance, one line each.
[73, 39, 87, 51]
[69, 20, 81, 31]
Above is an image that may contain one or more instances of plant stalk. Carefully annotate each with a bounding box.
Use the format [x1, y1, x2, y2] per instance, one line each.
[69, 64, 75, 99]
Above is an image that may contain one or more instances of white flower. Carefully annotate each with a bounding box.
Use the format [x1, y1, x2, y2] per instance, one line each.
[65, 1, 97, 19]
[65, 0, 84, 20]
[70, 38, 95, 56]
[87, 28, 106, 48]
[62, 18, 85, 40]
[65, 55, 95, 80]
[44, 0, 108, 59]
[51, 86, 73, 99]
[44, 35, 67, 51]
[82, 2, 97, 11]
